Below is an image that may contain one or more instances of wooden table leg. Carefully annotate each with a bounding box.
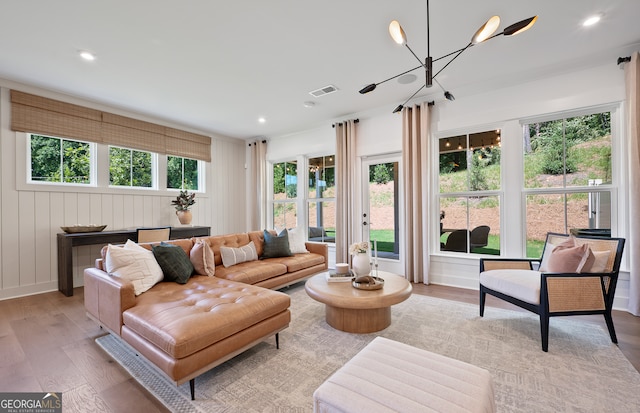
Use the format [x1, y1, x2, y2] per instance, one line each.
[57, 234, 73, 297]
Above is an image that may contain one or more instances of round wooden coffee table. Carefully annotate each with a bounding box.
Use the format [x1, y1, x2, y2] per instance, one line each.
[305, 271, 412, 333]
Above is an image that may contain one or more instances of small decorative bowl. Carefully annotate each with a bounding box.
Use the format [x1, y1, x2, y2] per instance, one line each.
[61, 224, 107, 234]
[352, 276, 385, 290]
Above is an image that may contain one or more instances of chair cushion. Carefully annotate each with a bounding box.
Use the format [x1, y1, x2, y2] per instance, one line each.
[480, 269, 541, 305]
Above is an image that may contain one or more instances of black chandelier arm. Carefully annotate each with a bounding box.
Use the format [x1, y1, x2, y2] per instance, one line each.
[405, 43, 428, 70]
[432, 45, 470, 63]
[393, 84, 426, 113]
[432, 42, 472, 80]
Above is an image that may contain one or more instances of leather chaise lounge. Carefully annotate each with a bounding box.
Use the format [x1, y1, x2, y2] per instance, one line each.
[84, 231, 328, 399]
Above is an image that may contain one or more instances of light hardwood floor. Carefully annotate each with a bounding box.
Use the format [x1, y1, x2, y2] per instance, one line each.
[0, 284, 638, 412]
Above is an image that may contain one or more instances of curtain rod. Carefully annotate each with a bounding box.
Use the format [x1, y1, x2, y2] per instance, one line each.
[332, 119, 359, 128]
[247, 139, 267, 146]
[617, 56, 631, 65]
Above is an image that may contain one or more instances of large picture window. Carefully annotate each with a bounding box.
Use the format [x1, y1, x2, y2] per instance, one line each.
[272, 160, 298, 230]
[167, 156, 199, 190]
[523, 111, 612, 258]
[308, 155, 336, 243]
[109, 146, 153, 188]
[29, 134, 92, 185]
[438, 130, 501, 255]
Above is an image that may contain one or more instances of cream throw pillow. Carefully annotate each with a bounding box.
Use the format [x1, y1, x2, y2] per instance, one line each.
[105, 240, 164, 295]
[288, 227, 309, 254]
[587, 250, 610, 273]
[220, 241, 258, 268]
[190, 239, 216, 276]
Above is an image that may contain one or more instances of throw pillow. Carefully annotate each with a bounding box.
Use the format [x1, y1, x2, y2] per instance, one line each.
[220, 241, 258, 268]
[586, 250, 610, 273]
[261, 229, 292, 259]
[190, 239, 216, 276]
[105, 240, 164, 295]
[152, 242, 194, 284]
[288, 227, 309, 254]
[538, 242, 558, 272]
[545, 237, 595, 273]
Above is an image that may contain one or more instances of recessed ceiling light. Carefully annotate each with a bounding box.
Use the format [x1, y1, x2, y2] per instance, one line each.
[303, 101, 315, 108]
[79, 51, 96, 61]
[258, 117, 266, 123]
[583, 14, 602, 27]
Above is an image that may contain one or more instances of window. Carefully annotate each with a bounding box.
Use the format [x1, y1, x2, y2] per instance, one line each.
[109, 146, 153, 188]
[308, 155, 336, 243]
[438, 130, 501, 255]
[167, 156, 199, 190]
[272, 160, 298, 230]
[523, 111, 612, 258]
[29, 134, 92, 185]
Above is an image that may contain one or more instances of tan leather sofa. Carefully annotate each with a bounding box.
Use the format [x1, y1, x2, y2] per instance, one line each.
[84, 231, 328, 399]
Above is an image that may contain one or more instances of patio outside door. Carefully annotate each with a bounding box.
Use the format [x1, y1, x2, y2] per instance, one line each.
[362, 155, 403, 274]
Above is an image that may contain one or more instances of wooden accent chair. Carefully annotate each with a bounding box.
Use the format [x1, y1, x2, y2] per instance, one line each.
[479, 232, 625, 352]
[136, 227, 171, 243]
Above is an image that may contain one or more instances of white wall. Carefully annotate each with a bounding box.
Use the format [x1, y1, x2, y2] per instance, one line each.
[0, 81, 247, 300]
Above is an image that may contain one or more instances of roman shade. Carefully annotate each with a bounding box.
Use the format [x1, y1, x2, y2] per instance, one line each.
[10, 90, 211, 162]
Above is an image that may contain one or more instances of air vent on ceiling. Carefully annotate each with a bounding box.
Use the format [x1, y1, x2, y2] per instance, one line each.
[309, 84, 339, 97]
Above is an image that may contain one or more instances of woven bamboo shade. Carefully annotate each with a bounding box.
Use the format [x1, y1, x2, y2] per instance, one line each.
[11, 90, 102, 142]
[10, 90, 211, 161]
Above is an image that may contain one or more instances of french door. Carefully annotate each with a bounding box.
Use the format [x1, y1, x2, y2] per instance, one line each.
[361, 155, 403, 274]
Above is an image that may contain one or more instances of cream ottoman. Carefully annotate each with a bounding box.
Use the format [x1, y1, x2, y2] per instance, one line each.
[313, 337, 496, 413]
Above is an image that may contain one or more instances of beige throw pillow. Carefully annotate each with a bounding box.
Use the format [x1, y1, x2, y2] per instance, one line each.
[586, 250, 610, 273]
[105, 240, 164, 295]
[220, 241, 258, 268]
[545, 237, 595, 273]
[190, 239, 216, 276]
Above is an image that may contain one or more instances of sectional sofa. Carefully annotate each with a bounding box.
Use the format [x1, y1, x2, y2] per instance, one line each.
[84, 230, 328, 399]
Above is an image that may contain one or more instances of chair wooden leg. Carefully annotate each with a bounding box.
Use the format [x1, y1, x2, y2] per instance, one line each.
[540, 314, 549, 352]
[604, 311, 618, 344]
[479, 287, 486, 317]
[190, 378, 195, 400]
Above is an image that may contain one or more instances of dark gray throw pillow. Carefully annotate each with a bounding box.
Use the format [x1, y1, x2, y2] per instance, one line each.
[152, 242, 194, 284]
[261, 229, 292, 259]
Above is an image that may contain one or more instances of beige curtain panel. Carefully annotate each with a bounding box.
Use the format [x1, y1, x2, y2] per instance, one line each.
[10, 90, 211, 162]
[335, 120, 358, 264]
[625, 52, 640, 316]
[248, 140, 268, 230]
[402, 102, 431, 284]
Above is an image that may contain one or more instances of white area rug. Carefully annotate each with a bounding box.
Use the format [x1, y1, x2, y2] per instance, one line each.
[96, 283, 640, 412]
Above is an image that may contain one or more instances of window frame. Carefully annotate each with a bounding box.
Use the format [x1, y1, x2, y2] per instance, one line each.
[306, 154, 336, 243]
[27, 133, 97, 187]
[166, 155, 204, 192]
[108, 145, 157, 190]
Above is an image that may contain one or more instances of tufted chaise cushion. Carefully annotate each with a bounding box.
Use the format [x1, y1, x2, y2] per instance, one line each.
[122, 275, 291, 359]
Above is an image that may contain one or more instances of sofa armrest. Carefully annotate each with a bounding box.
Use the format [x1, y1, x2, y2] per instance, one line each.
[84, 267, 136, 336]
[305, 242, 329, 270]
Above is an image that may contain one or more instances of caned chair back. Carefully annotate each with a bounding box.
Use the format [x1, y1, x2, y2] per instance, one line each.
[137, 227, 171, 243]
[543, 232, 624, 273]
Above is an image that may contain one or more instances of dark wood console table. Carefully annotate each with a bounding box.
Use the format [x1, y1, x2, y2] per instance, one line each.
[57, 226, 210, 296]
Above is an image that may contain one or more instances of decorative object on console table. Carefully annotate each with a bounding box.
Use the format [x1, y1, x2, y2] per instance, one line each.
[349, 241, 371, 276]
[171, 189, 196, 225]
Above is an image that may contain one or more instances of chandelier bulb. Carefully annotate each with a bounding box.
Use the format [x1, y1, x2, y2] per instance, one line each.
[472, 15, 501, 44]
[389, 20, 407, 45]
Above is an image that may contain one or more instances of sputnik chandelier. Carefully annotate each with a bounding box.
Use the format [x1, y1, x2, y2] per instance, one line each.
[359, 0, 537, 112]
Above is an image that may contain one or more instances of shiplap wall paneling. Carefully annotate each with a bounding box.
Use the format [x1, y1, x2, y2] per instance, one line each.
[19, 191, 36, 286]
[35, 192, 52, 284]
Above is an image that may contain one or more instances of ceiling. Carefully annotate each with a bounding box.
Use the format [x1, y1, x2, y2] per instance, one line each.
[1, 0, 639, 140]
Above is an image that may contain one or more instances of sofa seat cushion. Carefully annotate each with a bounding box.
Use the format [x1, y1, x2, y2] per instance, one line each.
[122, 276, 290, 359]
[266, 252, 326, 273]
[213, 261, 288, 285]
[480, 269, 541, 305]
